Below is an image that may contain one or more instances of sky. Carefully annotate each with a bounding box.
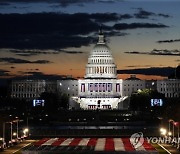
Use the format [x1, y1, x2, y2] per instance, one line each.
[0, 0, 180, 81]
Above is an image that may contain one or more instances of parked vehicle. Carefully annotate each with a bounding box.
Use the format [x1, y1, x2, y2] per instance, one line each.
[0, 139, 6, 151]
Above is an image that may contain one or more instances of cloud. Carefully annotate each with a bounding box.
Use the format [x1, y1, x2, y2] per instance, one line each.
[98, 0, 120, 3]
[0, 13, 103, 49]
[0, 2, 10, 5]
[0, 57, 51, 64]
[0, 69, 10, 76]
[9, 49, 59, 56]
[33, 60, 51, 64]
[125, 65, 152, 68]
[8, 49, 84, 56]
[114, 23, 169, 30]
[0, 13, 169, 50]
[54, 0, 96, 7]
[0, 0, 119, 7]
[134, 8, 171, 19]
[157, 39, 180, 43]
[124, 49, 180, 56]
[117, 67, 175, 77]
[158, 13, 171, 18]
[59, 50, 84, 54]
[134, 9, 155, 19]
[90, 13, 132, 23]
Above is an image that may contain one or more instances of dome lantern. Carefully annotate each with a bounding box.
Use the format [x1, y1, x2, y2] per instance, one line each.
[98, 29, 105, 44]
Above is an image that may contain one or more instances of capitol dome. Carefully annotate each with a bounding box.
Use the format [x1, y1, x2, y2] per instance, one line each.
[85, 31, 117, 79]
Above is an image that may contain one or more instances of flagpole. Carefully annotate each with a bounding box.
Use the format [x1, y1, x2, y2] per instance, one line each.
[178, 124, 179, 149]
[168, 121, 170, 136]
[173, 123, 174, 139]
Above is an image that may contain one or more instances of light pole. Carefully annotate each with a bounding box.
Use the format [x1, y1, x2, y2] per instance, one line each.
[7, 122, 13, 141]
[15, 120, 19, 139]
[11, 119, 19, 139]
[174, 122, 180, 149]
[169, 120, 170, 135]
[178, 124, 179, 149]
[3, 123, 5, 143]
[169, 119, 175, 138]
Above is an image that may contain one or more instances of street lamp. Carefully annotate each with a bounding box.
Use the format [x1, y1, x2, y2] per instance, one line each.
[12, 118, 23, 139]
[2, 123, 5, 144]
[23, 128, 29, 137]
[169, 119, 175, 138]
[168, 132, 172, 136]
[13, 119, 19, 139]
[160, 128, 167, 136]
[173, 121, 180, 149]
[3, 121, 13, 146]
[13, 132, 17, 136]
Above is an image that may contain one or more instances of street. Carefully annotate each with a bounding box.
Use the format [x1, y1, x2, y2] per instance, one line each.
[1, 140, 35, 154]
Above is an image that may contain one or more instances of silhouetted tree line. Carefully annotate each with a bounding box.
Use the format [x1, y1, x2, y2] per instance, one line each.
[130, 89, 165, 111]
[0, 90, 69, 118]
[169, 65, 180, 79]
[40, 92, 69, 113]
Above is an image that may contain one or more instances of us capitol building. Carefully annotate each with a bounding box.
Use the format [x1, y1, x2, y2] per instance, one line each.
[73, 31, 127, 110]
[10, 31, 180, 110]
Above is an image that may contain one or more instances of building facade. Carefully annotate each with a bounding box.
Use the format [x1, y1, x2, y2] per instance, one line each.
[157, 79, 180, 98]
[11, 80, 46, 99]
[74, 31, 128, 110]
[9, 32, 180, 109]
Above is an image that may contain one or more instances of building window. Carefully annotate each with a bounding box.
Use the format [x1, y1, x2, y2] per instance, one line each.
[107, 83, 112, 92]
[81, 83, 86, 92]
[116, 83, 120, 92]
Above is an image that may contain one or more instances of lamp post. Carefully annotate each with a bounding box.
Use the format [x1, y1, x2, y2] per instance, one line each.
[14, 120, 19, 139]
[23, 128, 29, 137]
[174, 122, 180, 149]
[169, 119, 175, 138]
[12, 119, 19, 139]
[3, 123, 5, 143]
[169, 120, 170, 135]
[178, 124, 179, 149]
[7, 122, 13, 141]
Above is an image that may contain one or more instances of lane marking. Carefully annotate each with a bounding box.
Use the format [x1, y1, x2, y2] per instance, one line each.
[157, 143, 171, 154]
[13, 142, 33, 154]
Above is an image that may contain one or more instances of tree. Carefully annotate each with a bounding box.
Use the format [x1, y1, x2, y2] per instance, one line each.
[130, 89, 165, 111]
[40, 92, 59, 113]
[60, 93, 69, 109]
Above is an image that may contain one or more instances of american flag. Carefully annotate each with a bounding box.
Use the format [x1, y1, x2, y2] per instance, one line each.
[89, 83, 94, 92]
[99, 83, 102, 92]
[107, 83, 112, 91]
[32, 137, 157, 152]
[102, 83, 106, 91]
[94, 83, 98, 91]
